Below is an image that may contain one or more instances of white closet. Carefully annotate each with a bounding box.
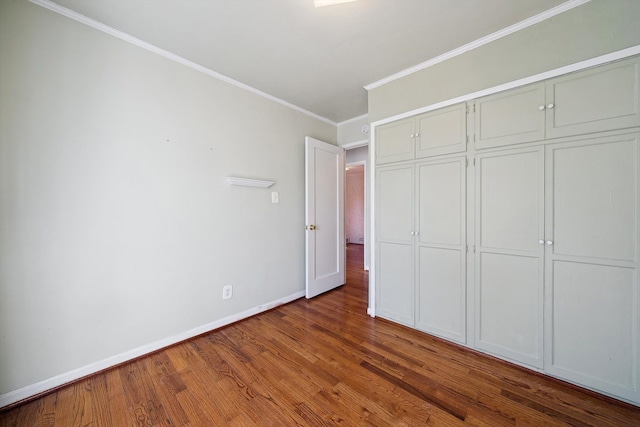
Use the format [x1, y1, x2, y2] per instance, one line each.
[376, 104, 467, 342]
[374, 55, 640, 405]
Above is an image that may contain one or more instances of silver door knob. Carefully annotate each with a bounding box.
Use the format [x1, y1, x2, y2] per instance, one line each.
[415, 231, 419, 236]
[546, 240, 553, 245]
[539, 105, 545, 111]
[415, 133, 419, 137]
[547, 103, 555, 109]
[538, 240, 545, 245]
[410, 133, 415, 138]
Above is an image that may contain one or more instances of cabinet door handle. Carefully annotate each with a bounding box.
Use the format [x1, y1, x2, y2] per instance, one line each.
[538, 240, 545, 245]
[410, 133, 415, 138]
[547, 103, 555, 109]
[546, 240, 553, 245]
[415, 133, 419, 137]
[539, 105, 546, 111]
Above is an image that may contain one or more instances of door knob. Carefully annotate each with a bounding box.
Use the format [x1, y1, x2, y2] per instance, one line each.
[538, 105, 545, 111]
[306, 225, 316, 230]
[538, 240, 545, 245]
[547, 103, 555, 109]
[546, 240, 553, 245]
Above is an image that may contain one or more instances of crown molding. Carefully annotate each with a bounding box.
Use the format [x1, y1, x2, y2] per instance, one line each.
[337, 113, 369, 127]
[28, 0, 337, 127]
[370, 45, 640, 128]
[364, 0, 591, 91]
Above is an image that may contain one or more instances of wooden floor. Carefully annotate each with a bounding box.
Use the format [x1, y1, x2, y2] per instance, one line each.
[2, 244, 639, 426]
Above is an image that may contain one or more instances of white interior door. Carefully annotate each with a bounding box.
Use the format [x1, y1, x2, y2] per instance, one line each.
[305, 137, 345, 298]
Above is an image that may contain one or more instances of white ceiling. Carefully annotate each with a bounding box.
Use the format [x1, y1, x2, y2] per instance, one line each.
[50, 0, 569, 124]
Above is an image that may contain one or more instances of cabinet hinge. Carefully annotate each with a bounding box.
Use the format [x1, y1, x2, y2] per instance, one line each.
[465, 158, 468, 167]
[473, 104, 476, 113]
[473, 245, 476, 253]
[466, 135, 469, 144]
[466, 244, 469, 252]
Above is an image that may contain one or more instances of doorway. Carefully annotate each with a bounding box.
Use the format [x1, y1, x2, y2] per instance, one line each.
[345, 145, 369, 272]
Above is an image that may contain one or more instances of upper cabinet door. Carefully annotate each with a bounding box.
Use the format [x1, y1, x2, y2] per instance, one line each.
[546, 57, 640, 139]
[476, 84, 546, 149]
[415, 103, 466, 158]
[375, 117, 415, 164]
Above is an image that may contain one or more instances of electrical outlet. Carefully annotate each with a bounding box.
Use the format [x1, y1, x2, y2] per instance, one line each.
[222, 285, 232, 300]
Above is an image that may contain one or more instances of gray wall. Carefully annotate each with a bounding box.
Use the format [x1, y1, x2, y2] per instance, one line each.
[369, 0, 640, 121]
[0, 0, 335, 398]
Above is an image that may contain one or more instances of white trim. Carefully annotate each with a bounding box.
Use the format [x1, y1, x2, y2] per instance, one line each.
[340, 139, 369, 149]
[368, 126, 376, 318]
[364, 0, 591, 91]
[0, 290, 304, 409]
[226, 177, 274, 188]
[371, 46, 640, 128]
[338, 113, 369, 127]
[27, 0, 336, 127]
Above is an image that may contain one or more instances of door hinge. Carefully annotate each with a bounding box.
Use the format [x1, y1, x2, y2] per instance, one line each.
[473, 104, 476, 113]
[465, 158, 468, 167]
[473, 158, 476, 166]
[473, 245, 476, 253]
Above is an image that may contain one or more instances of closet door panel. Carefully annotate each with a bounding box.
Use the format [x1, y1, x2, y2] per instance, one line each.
[478, 252, 542, 363]
[376, 164, 414, 325]
[550, 261, 636, 394]
[479, 150, 542, 252]
[378, 242, 414, 325]
[476, 84, 546, 149]
[416, 158, 466, 343]
[415, 103, 466, 158]
[545, 134, 640, 403]
[418, 247, 464, 342]
[546, 57, 640, 139]
[476, 147, 544, 368]
[418, 159, 464, 246]
[377, 165, 413, 242]
[552, 137, 636, 261]
[376, 118, 415, 164]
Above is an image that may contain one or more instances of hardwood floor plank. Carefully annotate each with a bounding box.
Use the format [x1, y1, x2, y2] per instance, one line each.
[2, 245, 639, 426]
[33, 392, 57, 427]
[88, 373, 114, 427]
[54, 380, 93, 427]
[105, 367, 132, 427]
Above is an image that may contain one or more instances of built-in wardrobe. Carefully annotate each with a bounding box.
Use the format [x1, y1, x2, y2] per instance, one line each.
[374, 55, 640, 406]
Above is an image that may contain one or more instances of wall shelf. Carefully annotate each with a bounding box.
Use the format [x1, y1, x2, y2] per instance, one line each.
[226, 177, 274, 188]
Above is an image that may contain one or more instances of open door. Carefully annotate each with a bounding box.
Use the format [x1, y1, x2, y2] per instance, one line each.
[305, 136, 345, 298]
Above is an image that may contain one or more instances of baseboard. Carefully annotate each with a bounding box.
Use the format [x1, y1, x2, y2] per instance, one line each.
[0, 290, 305, 409]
